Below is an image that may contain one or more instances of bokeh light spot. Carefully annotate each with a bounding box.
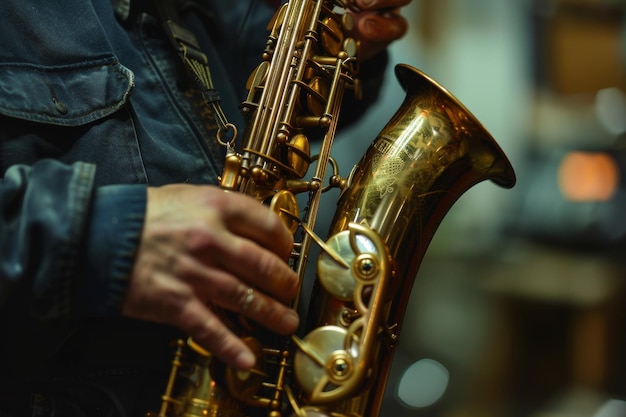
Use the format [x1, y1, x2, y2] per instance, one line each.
[397, 358, 449, 408]
[557, 151, 619, 202]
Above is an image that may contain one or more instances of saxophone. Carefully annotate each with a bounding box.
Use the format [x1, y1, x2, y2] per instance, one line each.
[154, 1, 516, 416]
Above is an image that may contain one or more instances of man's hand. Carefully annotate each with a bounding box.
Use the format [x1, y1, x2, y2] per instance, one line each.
[350, 0, 411, 61]
[122, 184, 299, 371]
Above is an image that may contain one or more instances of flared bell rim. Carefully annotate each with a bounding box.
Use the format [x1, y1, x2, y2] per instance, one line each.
[394, 63, 516, 189]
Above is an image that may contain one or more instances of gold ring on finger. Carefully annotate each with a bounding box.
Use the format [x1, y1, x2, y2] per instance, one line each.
[241, 288, 255, 312]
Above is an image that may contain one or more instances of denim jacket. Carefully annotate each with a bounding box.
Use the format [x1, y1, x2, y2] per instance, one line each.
[0, 0, 276, 413]
[0, 0, 386, 414]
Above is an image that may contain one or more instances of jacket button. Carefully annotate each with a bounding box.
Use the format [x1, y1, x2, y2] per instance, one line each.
[53, 98, 68, 115]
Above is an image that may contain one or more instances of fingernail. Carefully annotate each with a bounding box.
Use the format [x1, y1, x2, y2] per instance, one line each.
[236, 350, 256, 370]
[282, 310, 300, 332]
[363, 17, 379, 38]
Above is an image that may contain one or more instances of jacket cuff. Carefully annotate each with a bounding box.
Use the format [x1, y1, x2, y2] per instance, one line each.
[77, 184, 147, 316]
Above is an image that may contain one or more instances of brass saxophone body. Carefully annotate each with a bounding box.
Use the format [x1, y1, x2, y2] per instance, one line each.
[155, 1, 516, 416]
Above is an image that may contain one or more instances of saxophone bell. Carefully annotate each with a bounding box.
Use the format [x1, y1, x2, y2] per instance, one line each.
[295, 64, 515, 417]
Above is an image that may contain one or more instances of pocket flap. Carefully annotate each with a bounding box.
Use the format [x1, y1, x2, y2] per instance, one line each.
[0, 59, 134, 126]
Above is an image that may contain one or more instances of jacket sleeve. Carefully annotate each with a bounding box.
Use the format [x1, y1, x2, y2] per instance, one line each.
[0, 159, 147, 320]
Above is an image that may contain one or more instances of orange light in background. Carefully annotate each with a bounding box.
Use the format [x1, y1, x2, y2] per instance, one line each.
[558, 151, 620, 202]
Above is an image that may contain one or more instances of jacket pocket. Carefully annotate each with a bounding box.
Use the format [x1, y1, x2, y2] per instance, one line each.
[0, 58, 133, 127]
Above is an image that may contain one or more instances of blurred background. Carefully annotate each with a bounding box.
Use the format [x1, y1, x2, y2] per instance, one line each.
[314, 0, 626, 415]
